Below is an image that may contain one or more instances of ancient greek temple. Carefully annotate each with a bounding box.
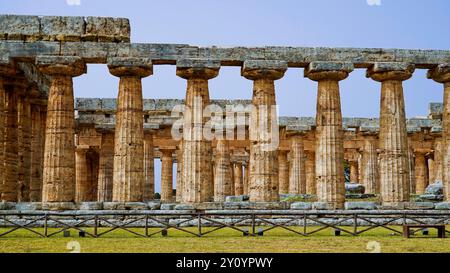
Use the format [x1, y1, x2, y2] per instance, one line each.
[0, 15, 449, 210]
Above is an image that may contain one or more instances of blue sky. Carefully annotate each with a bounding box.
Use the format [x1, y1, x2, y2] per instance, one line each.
[2, 0, 449, 191]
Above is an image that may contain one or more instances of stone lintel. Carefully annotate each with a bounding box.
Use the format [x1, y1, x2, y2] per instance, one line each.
[241, 60, 287, 80]
[36, 55, 86, 76]
[427, 63, 450, 83]
[304, 61, 353, 81]
[176, 58, 221, 69]
[107, 57, 153, 77]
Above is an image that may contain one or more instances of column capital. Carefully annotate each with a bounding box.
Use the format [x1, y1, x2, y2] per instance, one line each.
[36, 56, 86, 76]
[176, 59, 220, 80]
[76, 146, 90, 154]
[241, 60, 287, 80]
[160, 148, 174, 157]
[107, 57, 153, 78]
[413, 148, 431, 155]
[366, 62, 415, 82]
[427, 64, 450, 83]
[304, 61, 353, 81]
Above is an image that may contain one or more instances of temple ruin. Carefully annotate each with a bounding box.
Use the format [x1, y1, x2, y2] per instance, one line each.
[0, 15, 449, 211]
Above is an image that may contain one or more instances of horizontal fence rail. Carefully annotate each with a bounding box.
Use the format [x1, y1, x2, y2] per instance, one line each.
[0, 210, 449, 238]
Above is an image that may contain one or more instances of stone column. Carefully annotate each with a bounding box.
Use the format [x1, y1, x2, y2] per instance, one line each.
[75, 147, 90, 202]
[37, 56, 86, 207]
[143, 132, 155, 201]
[2, 77, 20, 201]
[278, 150, 289, 194]
[17, 93, 32, 201]
[289, 135, 306, 194]
[305, 150, 316, 194]
[160, 149, 173, 202]
[414, 149, 429, 194]
[233, 162, 244, 196]
[427, 156, 435, 184]
[30, 102, 43, 202]
[0, 66, 16, 201]
[243, 161, 249, 196]
[176, 59, 220, 203]
[408, 146, 416, 194]
[349, 160, 359, 183]
[108, 58, 152, 202]
[214, 140, 232, 202]
[367, 62, 414, 206]
[97, 132, 114, 202]
[305, 62, 353, 209]
[242, 60, 287, 202]
[428, 65, 450, 200]
[433, 139, 443, 183]
[175, 144, 183, 202]
[360, 136, 380, 194]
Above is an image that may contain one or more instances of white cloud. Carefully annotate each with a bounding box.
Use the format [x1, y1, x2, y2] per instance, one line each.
[66, 0, 81, 6]
[367, 0, 381, 6]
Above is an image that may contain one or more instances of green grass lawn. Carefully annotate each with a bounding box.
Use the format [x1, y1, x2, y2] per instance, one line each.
[0, 226, 449, 253]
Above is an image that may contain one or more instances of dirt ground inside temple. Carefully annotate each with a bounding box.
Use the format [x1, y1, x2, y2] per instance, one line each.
[0, 227, 449, 253]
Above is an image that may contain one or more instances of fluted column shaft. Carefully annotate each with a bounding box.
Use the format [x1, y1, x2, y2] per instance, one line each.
[75, 147, 90, 201]
[18, 95, 32, 201]
[289, 136, 306, 194]
[30, 104, 43, 201]
[278, 150, 289, 194]
[214, 140, 232, 201]
[243, 162, 249, 195]
[97, 132, 114, 201]
[108, 60, 152, 202]
[428, 157, 435, 184]
[175, 144, 183, 202]
[143, 133, 155, 201]
[428, 65, 450, 200]
[177, 61, 219, 203]
[305, 150, 316, 194]
[233, 162, 244, 196]
[305, 62, 352, 209]
[160, 149, 173, 202]
[360, 137, 379, 194]
[414, 150, 428, 194]
[349, 160, 359, 183]
[2, 82, 19, 201]
[242, 61, 286, 202]
[433, 139, 443, 183]
[368, 63, 414, 205]
[408, 146, 416, 194]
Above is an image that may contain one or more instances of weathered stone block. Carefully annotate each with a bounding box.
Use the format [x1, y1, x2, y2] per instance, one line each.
[305, 61, 354, 73]
[78, 202, 103, 210]
[435, 202, 450, 210]
[242, 60, 288, 71]
[174, 204, 195, 210]
[312, 202, 335, 210]
[160, 203, 176, 210]
[147, 201, 161, 210]
[404, 202, 435, 210]
[225, 196, 246, 202]
[0, 15, 40, 41]
[41, 16, 85, 42]
[176, 59, 221, 69]
[0, 202, 15, 210]
[345, 202, 377, 210]
[290, 202, 312, 210]
[370, 62, 414, 73]
[14, 202, 42, 211]
[123, 202, 148, 210]
[42, 202, 76, 211]
[345, 183, 365, 194]
[425, 182, 443, 195]
[76, 98, 102, 111]
[84, 17, 130, 42]
[194, 202, 224, 210]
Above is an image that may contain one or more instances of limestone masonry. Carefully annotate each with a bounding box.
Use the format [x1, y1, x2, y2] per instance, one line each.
[0, 15, 449, 211]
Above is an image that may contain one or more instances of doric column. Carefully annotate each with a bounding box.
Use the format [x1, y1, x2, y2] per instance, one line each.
[160, 149, 173, 202]
[143, 132, 155, 201]
[175, 144, 183, 202]
[0, 65, 16, 201]
[108, 58, 152, 202]
[243, 161, 249, 195]
[97, 131, 114, 201]
[367, 62, 414, 206]
[414, 149, 429, 194]
[349, 160, 359, 183]
[289, 135, 306, 194]
[30, 98, 44, 202]
[214, 140, 232, 202]
[242, 60, 287, 202]
[305, 62, 353, 209]
[37, 56, 86, 206]
[427, 155, 435, 184]
[360, 136, 380, 194]
[433, 139, 443, 183]
[408, 146, 416, 194]
[176, 59, 220, 203]
[428, 64, 450, 200]
[278, 150, 289, 194]
[305, 150, 316, 194]
[17, 93, 32, 201]
[75, 147, 90, 202]
[233, 162, 244, 196]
